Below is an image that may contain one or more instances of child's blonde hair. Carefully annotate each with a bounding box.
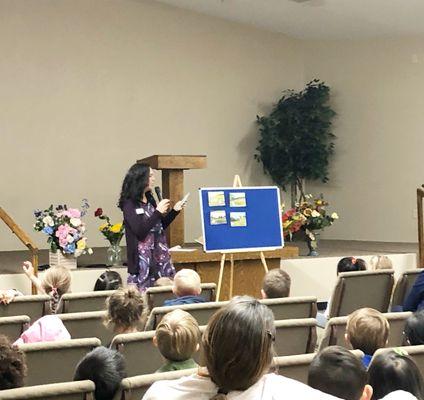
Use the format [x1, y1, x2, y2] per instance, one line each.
[106, 287, 146, 332]
[346, 307, 389, 355]
[42, 266, 71, 314]
[369, 255, 393, 271]
[173, 269, 201, 297]
[155, 309, 200, 362]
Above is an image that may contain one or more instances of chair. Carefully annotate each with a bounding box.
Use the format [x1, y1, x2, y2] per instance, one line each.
[274, 318, 317, 356]
[0, 315, 30, 341]
[0, 295, 49, 321]
[145, 283, 216, 309]
[112, 368, 198, 400]
[319, 311, 412, 351]
[19, 338, 101, 386]
[274, 349, 364, 384]
[57, 311, 113, 345]
[260, 297, 317, 319]
[61, 290, 115, 313]
[391, 269, 423, 310]
[0, 380, 95, 400]
[328, 269, 395, 319]
[373, 345, 424, 377]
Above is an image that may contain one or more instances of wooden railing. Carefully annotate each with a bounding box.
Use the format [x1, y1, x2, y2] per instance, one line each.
[0, 207, 38, 294]
[417, 187, 424, 268]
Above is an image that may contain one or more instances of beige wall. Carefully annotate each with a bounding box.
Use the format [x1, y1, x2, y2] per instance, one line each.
[0, 0, 304, 251]
[303, 37, 424, 242]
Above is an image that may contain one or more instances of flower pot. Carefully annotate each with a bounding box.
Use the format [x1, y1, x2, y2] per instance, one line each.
[49, 251, 77, 269]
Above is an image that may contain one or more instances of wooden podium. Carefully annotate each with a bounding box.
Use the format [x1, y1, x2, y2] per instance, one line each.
[138, 155, 207, 247]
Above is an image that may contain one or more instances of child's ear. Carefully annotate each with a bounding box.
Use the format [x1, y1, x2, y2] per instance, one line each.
[260, 289, 267, 299]
[153, 335, 158, 347]
[360, 384, 373, 400]
[195, 343, 200, 352]
[344, 332, 350, 345]
[172, 286, 177, 296]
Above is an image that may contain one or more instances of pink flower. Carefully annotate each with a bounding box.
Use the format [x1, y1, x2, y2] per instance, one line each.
[55, 224, 70, 239]
[62, 209, 81, 218]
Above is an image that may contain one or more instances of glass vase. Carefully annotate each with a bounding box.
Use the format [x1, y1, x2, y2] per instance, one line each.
[306, 230, 320, 257]
[107, 243, 122, 266]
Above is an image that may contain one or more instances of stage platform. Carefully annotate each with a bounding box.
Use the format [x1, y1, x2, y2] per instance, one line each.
[0, 240, 419, 301]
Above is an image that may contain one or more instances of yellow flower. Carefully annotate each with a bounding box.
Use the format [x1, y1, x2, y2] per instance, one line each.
[303, 208, 312, 217]
[110, 223, 123, 233]
[99, 223, 108, 231]
[283, 221, 291, 229]
[76, 239, 86, 250]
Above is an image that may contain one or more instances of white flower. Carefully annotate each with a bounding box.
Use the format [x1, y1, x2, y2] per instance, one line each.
[66, 234, 74, 243]
[74, 249, 83, 258]
[311, 210, 320, 218]
[42, 216, 54, 227]
[70, 218, 81, 227]
[331, 212, 339, 220]
[87, 248, 93, 255]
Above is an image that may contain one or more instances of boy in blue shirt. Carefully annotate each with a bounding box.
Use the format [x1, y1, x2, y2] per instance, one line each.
[163, 269, 206, 306]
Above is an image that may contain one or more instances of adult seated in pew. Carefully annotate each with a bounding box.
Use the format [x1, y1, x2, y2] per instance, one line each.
[22, 261, 71, 314]
[106, 287, 147, 335]
[404, 270, 424, 312]
[308, 346, 372, 400]
[405, 311, 424, 345]
[153, 309, 200, 373]
[368, 350, 424, 400]
[142, 296, 341, 400]
[261, 268, 291, 299]
[94, 270, 122, 291]
[163, 269, 206, 307]
[0, 335, 27, 390]
[345, 308, 389, 368]
[74, 346, 126, 400]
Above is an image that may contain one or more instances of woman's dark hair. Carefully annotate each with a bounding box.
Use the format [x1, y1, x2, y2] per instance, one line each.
[201, 296, 275, 399]
[74, 346, 126, 400]
[0, 335, 27, 390]
[118, 163, 150, 209]
[94, 271, 123, 291]
[337, 257, 367, 274]
[405, 310, 424, 345]
[368, 350, 424, 400]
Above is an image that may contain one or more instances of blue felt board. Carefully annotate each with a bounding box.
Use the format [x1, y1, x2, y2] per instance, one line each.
[199, 186, 284, 253]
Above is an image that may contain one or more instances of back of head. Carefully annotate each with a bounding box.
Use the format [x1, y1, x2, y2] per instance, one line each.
[42, 266, 72, 296]
[337, 257, 367, 274]
[0, 335, 27, 390]
[173, 269, 201, 297]
[368, 350, 424, 400]
[405, 310, 424, 345]
[202, 296, 275, 396]
[155, 309, 200, 362]
[262, 268, 291, 298]
[94, 270, 122, 291]
[74, 346, 126, 400]
[154, 277, 174, 287]
[106, 287, 145, 332]
[369, 255, 393, 271]
[308, 346, 367, 400]
[347, 308, 389, 355]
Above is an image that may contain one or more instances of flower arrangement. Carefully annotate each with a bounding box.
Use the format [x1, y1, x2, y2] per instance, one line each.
[33, 199, 92, 257]
[94, 208, 125, 245]
[282, 194, 339, 240]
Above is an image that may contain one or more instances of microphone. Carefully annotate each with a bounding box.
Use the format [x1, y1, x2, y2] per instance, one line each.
[154, 186, 162, 201]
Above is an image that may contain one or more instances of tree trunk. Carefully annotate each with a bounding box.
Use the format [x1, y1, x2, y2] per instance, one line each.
[290, 182, 297, 208]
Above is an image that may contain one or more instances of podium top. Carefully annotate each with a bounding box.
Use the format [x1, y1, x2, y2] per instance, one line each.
[138, 155, 207, 170]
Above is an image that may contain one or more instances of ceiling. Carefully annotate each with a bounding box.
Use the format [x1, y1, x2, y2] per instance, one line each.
[154, 0, 424, 40]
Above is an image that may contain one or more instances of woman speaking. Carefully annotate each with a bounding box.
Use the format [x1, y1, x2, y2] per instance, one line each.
[118, 163, 185, 291]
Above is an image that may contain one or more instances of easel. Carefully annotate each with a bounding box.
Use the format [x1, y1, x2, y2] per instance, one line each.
[215, 175, 269, 301]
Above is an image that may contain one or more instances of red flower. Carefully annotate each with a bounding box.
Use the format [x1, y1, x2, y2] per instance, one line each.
[94, 208, 103, 217]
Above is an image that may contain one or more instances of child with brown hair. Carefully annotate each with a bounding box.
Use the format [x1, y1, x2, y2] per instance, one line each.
[345, 307, 389, 368]
[106, 286, 146, 335]
[22, 261, 71, 314]
[153, 309, 200, 373]
[163, 269, 206, 306]
[261, 268, 291, 299]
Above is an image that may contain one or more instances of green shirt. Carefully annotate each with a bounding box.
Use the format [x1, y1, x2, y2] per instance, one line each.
[156, 358, 198, 373]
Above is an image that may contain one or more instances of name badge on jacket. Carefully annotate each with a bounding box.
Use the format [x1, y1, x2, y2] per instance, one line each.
[135, 208, 144, 215]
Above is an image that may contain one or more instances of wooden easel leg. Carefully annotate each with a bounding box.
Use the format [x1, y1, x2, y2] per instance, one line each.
[216, 253, 226, 302]
[259, 252, 269, 273]
[229, 254, 234, 299]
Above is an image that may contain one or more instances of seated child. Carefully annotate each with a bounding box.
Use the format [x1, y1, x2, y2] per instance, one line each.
[163, 269, 206, 306]
[345, 307, 389, 368]
[261, 268, 291, 299]
[404, 310, 424, 345]
[154, 309, 200, 373]
[22, 261, 71, 314]
[308, 345, 372, 400]
[403, 270, 424, 312]
[105, 287, 146, 335]
[0, 334, 27, 390]
[154, 277, 174, 287]
[94, 270, 122, 291]
[74, 346, 126, 400]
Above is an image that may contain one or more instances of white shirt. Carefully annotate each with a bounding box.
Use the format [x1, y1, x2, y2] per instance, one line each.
[142, 373, 342, 400]
[381, 391, 418, 400]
